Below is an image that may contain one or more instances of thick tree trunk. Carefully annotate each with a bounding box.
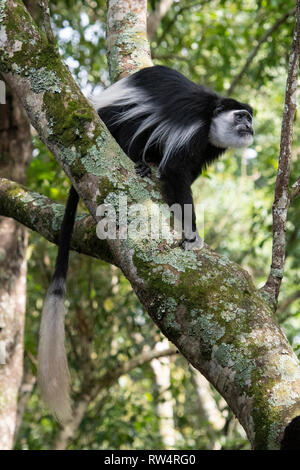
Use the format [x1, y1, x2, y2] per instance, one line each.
[0, 88, 32, 449]
[151, 339, 177, 448]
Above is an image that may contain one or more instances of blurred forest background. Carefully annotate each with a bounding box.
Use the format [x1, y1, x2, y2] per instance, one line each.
[13, 0, 300, 450]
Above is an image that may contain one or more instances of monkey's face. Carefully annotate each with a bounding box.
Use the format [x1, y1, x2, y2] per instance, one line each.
[209, 109, 254, 149]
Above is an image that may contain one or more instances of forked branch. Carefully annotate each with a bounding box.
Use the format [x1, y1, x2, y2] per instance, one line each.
[262, 1, 300, 307]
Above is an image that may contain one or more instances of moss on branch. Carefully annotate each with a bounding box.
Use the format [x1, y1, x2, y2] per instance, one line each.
[0, 178, 114, 264]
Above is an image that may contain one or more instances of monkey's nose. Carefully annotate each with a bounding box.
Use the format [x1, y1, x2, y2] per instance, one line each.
[244, 123, 253, 134]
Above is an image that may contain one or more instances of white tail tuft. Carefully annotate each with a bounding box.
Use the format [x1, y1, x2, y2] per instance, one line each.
[38, 279, 72, 423]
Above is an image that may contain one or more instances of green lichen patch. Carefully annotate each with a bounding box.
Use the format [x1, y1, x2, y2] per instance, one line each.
[107, 9, 151, 82]
[156, 296, 178, 321]
[214, 343, 236, 367]
[213, 342, 258, 400]
[189, 315, 226, 356]
[60, 147, 79, 166]
[0, 1, 6, 23]
[135, 242, 199, 272]
[79, 134, 134, 188]
[161, 267, 179, 285]
[157, 297, 183, 339]
[233, 356, 255, 388]
[51, 204, 66, 231]
[27, 66, 61, 94]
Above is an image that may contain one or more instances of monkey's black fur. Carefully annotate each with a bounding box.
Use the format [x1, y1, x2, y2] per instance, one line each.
[38, 66, 253, 420]
[97, 66, 253, 235]
[51, 186, 79, 292]
[281, 416, 300, 450]
[55, 65, 253, 283]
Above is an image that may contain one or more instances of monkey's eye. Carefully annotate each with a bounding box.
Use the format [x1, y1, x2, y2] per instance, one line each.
[235, 113, 243, 121]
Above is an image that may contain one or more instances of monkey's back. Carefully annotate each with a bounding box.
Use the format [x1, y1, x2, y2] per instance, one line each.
[95, 65, 223, 174]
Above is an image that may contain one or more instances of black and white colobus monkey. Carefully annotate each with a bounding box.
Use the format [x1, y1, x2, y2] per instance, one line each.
[38, 65, 254, 421]
[96, 65, 254, 247]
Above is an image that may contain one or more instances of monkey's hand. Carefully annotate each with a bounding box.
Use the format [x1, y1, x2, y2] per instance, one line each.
[181, 231, 203, 250]
[135, 160, 152, 178]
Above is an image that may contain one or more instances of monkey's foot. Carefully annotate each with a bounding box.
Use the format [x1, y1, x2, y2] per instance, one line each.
[181, 231, 203, 250]
[135, 161, 152, 178]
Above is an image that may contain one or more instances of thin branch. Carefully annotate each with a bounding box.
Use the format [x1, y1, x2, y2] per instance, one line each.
[93, 347, 177, 396]
[0, 177, 114, 265]
[277, 290, 300, 321]
[147, 0, 174, 40]
[227, 7, 296, 96]
[54, 347, 177, 450]
[14, 372, 37, 444]
[156, 0, 210, 47]
[290, 176, 300, 201]
[38, 0, 55, 44]
[262, 3, 300, 307]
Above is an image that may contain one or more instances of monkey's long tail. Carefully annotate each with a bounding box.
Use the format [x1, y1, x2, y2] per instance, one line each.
[38, 185, 79, 423]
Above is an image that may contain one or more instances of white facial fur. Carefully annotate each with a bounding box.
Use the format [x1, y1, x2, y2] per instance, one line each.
[209, 110, 254, 148]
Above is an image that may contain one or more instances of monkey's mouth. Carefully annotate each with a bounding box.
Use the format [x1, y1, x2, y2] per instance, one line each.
[238, 129, 254, 136]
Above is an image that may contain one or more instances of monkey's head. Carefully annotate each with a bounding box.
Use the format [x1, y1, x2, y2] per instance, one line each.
[209, 98, 254, 149]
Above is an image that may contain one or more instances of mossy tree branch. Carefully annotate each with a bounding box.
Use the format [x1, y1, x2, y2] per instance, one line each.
[1, 0, 300, 449]
[38, 0, 55, 44]
[0, 177, 114, 265]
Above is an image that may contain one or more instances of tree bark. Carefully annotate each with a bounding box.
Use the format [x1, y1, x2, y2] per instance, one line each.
[0, 178, 114, 265]
[106, 0, 152, 82]
[1, 0, 300, 449]
[262, 6, 300, 305]
[151, 339, 177, 448]
[0, 87, 31, 449]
